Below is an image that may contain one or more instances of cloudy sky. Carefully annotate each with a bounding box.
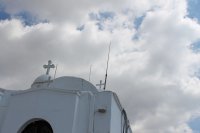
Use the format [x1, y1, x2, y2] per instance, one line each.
[0, 0, 200, 132]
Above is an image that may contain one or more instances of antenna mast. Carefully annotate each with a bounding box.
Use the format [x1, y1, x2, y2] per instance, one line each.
[89, 65, 92, 81]
[103, 42, 111, 90]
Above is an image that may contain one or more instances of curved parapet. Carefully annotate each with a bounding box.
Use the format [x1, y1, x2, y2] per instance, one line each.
[49, 76, 98, 93]
[31, 75, 98, 93]
[31, 74, 52, 88]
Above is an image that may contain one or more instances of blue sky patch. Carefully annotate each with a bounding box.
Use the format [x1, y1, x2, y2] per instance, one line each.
[190, 40, 200, 53]
[190, 41, 200, 79]
[0, 3, 11, 21]
[98, 11, 115, 20]
[188, 0, 200, 22]
[188, 117, 200, 132]
[89, 11, 115, 30]
[0, 2, 46, 26]
[0, 10, 10, 20]
[14, 11, 47, 26]
[134, 15, 145, 30]
[132, 14, 146, 41]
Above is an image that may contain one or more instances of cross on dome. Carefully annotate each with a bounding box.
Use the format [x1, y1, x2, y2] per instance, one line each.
[43, 60, 55, 75]
[96, 80, 105, 89]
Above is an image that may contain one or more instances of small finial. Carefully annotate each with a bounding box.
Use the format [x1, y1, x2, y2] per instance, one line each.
[43, 60, 55, 75]
[96, 80, 105, 89]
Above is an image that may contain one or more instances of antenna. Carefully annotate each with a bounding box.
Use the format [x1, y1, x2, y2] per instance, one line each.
[103, 42, 111, 90]
[89, 65, 92, 81]
[54, 64, 58, 80]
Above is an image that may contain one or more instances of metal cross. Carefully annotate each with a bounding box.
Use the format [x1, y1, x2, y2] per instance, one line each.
[96, 80, 105, 89]
[43, 60, 55, 75]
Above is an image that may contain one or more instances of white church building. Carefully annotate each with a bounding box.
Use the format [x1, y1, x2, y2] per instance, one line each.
[0, 61, 132, 133]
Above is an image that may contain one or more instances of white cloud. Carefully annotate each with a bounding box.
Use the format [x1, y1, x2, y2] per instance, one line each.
[1, 0, 200, 132]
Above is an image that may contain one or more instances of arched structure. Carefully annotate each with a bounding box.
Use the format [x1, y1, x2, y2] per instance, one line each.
[18, 119, 53, 133]
[0, 73, 132, 133]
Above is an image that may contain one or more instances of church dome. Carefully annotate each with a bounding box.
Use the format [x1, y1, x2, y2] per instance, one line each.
[30, 60, 98, 93]
[33, 74, 52, 84]
[31, 74, 52, 88]
[49, 76, 98, 93]
[31, 75, 98, 93]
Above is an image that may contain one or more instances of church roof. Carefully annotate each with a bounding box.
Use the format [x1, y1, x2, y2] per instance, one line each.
[31, 75, 98, 93]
